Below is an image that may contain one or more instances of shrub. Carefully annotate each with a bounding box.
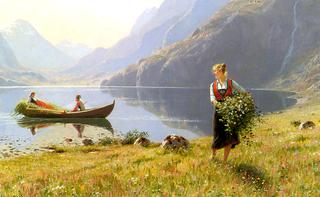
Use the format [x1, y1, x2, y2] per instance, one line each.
[98, 137, 119, 146]
[215, 92, 260, 139]
[290, 120, 301, 127]
[121, 129, 149, 145]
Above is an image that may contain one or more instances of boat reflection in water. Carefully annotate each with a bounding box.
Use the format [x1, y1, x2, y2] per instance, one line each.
[17, 118, 114, 137]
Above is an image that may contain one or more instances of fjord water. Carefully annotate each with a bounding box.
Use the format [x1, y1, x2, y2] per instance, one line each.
[0, 87, 296, 156]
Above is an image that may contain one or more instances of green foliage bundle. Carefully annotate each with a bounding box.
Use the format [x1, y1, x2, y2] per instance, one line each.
[14, 100, 63, 115]
[121, 129, 149, 145]
[14, 100, 40, 115]
[215, 92, 260, 139]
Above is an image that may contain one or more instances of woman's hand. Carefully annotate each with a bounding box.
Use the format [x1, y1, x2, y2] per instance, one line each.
[211, 100, 217, 106]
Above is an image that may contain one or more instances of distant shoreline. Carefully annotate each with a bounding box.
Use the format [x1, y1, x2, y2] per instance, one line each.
[0, 85, 297, 93]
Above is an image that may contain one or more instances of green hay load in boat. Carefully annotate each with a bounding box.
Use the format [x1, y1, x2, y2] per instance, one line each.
[14, 100, 64, 115]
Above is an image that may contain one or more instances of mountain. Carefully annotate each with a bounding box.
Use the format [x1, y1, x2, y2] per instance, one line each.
[0, 33, 20, 68]
[56, 41, 92, 60]
[68, 0, 228, 79]
[0, 32, 50, 86]
[0, 77, 24, 86]
[102, 0, 320, 94]
[162, 0, 229, 47]
[1, 19, 74, 69]
[130, 8, 157, 35]
[0, 67, 49, 85]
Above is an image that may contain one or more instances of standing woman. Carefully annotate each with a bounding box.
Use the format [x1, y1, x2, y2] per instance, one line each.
[210, 63, 246, 162]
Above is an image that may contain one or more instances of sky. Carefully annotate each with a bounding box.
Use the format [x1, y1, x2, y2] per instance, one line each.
[0, 0, 164, 48]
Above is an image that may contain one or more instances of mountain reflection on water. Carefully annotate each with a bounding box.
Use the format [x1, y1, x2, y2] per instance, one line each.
[102, 87, 297, 136]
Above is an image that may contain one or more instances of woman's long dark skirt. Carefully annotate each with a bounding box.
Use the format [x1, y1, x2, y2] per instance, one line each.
[212, 109, 240, 149]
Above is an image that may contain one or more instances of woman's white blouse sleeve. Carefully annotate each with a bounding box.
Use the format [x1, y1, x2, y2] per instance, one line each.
[210, 83, 216, 102]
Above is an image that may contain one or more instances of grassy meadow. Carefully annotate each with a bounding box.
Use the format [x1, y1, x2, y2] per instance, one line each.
[0, 103, 320, 196]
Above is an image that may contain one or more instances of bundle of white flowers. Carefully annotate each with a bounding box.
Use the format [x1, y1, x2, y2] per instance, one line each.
[216, 92, 259, 139]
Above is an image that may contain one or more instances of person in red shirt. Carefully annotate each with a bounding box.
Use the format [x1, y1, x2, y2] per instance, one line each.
[72, 95, 86, 112]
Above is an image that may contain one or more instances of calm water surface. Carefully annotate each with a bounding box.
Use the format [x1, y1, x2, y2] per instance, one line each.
[0, 86, 296, 157]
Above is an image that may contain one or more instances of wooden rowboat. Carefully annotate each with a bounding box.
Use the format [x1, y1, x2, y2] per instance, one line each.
[21, 100, 115, 118]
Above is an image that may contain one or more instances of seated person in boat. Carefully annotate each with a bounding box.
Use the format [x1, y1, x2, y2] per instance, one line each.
[28, 92, 54, 109]
[72, 95, 85, 112]
[28, 92, 38, 104]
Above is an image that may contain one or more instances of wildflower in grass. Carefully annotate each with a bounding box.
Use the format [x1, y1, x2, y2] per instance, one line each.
[51, 185, 65, 191]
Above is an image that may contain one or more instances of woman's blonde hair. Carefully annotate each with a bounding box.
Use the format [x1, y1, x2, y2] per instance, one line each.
[212, 63, 228, 77]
